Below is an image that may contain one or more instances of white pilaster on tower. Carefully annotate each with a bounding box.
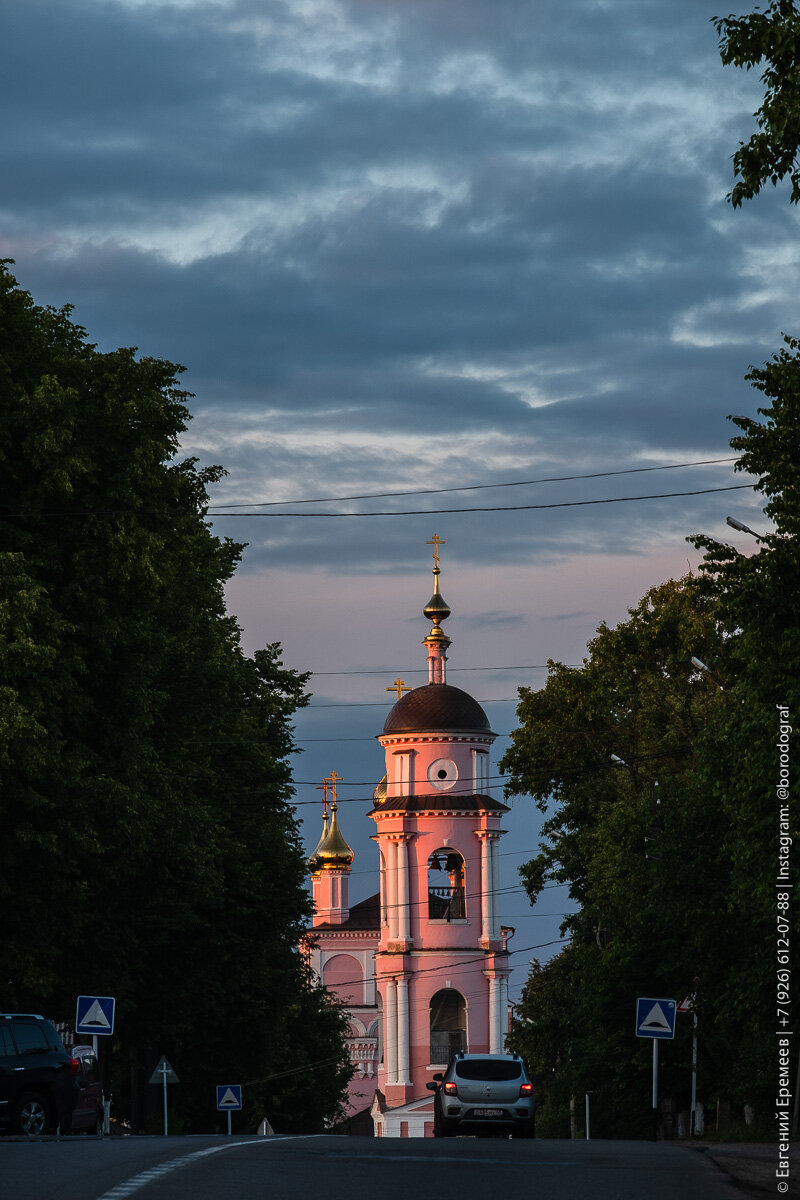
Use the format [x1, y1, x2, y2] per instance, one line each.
[386, 839, 399, 940]
[488, 975, 499, 1053]
[497, 974, 509, 1053]
[396, 976, 410, 1084]
[385, 979, 398, 1084]
[477, 832, 491, 943]
[488, 834, 499, 940]
[395, 836, 411, 943]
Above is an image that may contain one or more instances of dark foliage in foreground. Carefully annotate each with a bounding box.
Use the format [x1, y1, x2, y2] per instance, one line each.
[0, 262, 351, 1133]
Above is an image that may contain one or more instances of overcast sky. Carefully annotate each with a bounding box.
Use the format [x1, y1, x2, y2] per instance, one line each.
[3, 0, 795, 980]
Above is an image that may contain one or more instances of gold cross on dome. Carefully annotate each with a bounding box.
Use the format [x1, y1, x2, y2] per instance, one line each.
[387, 678, 412, 700]
[426, 533, 445, 569]
[327, 770, 343, 804]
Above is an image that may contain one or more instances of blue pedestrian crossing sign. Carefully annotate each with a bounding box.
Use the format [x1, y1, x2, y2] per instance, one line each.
[636, 997, 676, 1039]
[216, 1084, 243, 1110]
[76, 995, 116, 1037]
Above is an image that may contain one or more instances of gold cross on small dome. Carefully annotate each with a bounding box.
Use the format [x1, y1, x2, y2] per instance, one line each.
[315, 777, 329, 816]
[387, 678, 412, 700]
[327, 769, 343, 804]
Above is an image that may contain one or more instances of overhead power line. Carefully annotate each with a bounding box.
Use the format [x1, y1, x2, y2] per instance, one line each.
[309, 663, 556, 676]
[302, 938, 571, 993]
[207, 483, 754, 518]
[305, 696, 519, 709]
[209, 456, 738, 509]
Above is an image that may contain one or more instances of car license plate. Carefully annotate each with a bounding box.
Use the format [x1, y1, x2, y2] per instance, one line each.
[473, 1108, 503, 1117]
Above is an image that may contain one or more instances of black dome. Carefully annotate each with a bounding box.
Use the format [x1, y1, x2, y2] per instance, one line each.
[382, 683, 492, 735]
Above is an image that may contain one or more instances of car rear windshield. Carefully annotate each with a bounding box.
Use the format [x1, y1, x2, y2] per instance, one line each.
[11, 1021, 50, 1054]
[454, 1059, 522, 1081]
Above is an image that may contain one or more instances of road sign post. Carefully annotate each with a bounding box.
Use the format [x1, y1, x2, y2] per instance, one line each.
[76, 996, 116, 1130]
[149, 1057, 179, 1136]
[678, 989, 698, 1135]
[216, 1085, 243, 1135]
[636, 998, 676, 1139]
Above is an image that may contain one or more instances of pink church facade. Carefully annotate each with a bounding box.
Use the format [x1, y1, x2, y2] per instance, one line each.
[306, 550, 511, 1137]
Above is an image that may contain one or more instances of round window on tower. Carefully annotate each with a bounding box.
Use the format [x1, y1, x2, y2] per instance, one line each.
[428, 758, 458, 791]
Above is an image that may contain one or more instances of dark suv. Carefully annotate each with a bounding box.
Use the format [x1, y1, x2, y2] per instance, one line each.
[0, 1014, 78, 1135]
[427, 1052, 535, 1138]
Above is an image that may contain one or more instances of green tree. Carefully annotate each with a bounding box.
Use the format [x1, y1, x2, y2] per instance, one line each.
[500, 578, 724, 1136]
[714, 0, 800, 206]
[687, 336, 800, 1113]
[0, 262, 351, 1132]
[503, 343, 799, 1134]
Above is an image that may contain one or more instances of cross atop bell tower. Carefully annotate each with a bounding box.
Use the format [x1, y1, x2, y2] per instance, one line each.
[423, 533, 451, 684]
[426, 533, 445, 569]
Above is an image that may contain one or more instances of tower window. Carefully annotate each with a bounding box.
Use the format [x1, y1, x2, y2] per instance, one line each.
[427, 848, 466, 920]
[473, 750, 489, 792]
[429, 988, 467, 1064]
[393, 750, 413, 795]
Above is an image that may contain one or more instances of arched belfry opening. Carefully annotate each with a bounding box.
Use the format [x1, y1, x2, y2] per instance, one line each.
[427, 848, 466, 920]
[429, 988, 467, 1064]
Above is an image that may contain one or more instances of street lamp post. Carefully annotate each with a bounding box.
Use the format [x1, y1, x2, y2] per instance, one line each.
[726, 515, 765, 541]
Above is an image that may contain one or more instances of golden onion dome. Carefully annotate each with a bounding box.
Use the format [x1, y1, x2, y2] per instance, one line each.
[423, 567, 451, 641]
[313, 803, 354, 870]
[307, 811, 329, 871]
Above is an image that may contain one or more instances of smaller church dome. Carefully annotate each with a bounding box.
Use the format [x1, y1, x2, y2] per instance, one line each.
[382, 683, 492, 735]
[307, 810, 329, 869]
[313, 804, 354, 870]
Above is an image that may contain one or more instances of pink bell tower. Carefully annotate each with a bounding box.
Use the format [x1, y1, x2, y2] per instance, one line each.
[370, 536, 511, 1137]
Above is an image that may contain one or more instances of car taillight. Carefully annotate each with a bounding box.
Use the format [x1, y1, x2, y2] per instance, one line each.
[519, 1082, 533, 1096]
[70, 1057, 80, 1077]
[444, 1081, 458, 1095]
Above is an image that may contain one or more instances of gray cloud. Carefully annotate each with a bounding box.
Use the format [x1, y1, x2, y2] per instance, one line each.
[2, 0, 790, 581]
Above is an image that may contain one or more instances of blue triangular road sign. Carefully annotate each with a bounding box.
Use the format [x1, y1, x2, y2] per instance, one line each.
[636, 997, 676, 1039]
[217, 1084, 242, 1110]
[76, 995, 116, 1036]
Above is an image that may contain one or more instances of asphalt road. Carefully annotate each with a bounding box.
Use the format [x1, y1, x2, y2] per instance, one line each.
[1, 1134, 750, 1200]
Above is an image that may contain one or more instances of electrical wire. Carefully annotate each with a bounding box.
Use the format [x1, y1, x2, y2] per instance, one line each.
[207, 482, 754, 518]
[344, 844, 544, 879]
[209, 456, 739, 509]
[305, 696, 519, 708]
[303, 938, 572, 993]
[309, 663, 557, 676]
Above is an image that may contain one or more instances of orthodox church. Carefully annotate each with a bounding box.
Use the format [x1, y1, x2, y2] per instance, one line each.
[305, 542, 511, 1137]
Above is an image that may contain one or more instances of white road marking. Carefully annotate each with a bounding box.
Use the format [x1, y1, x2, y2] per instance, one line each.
[329, 1154, 580, 1166]
[95, 1136, 325, 1199]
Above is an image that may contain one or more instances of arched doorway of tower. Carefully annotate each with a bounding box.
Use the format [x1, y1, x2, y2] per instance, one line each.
[429, 988, 467, 1066]
[427, 849, 466, 921]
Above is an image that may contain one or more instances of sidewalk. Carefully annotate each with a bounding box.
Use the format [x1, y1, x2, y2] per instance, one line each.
[683, 1141, 798, 1197]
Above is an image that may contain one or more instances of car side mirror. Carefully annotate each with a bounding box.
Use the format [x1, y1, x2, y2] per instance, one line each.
[432, 1072, 443, 1081]
[426, 1082, 439, 1092]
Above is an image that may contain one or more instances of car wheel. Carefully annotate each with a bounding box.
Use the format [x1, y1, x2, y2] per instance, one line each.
[514, 1118, 536, 1139]
[14, 1092, 51, 1137]
[433, 1104, 455, 1138]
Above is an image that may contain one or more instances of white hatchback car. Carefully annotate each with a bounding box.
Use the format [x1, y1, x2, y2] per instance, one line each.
[427, 1052, 536, 1138]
